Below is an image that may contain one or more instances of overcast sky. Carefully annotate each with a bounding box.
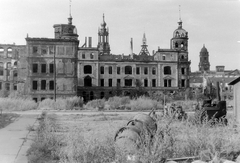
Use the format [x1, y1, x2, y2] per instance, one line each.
[0, 0, 240, 71]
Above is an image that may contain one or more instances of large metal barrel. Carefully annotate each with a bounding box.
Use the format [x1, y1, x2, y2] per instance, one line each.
[114, 126, 142, 154]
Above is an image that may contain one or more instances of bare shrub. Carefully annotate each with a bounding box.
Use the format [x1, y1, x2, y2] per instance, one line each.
[85, 99, 106, 110]
[0, 97, 37, 111]
[106, 96, 131, 110]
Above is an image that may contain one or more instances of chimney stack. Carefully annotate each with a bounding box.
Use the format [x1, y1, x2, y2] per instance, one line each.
[88, 37, 92, 48]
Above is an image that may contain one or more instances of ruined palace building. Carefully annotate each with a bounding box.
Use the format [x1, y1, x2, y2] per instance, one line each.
[0, 14, 191, 102]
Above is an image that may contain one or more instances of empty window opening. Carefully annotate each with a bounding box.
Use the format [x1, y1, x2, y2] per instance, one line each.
[32, 64, 38, 73]
[144, 67, 148, 75]
[181, 68, 185, 75]
[100, 66, 104, 74]
[84, 65, 92, 74]
[0, 82, 2, 90]
[164, 79, 172, 87]
[49, 80, 54, 90]
[0, 47, 4, 53]
[41, 80, 46, 90]
[117, 79, 121, 87]
[181, 43, 184, 48]
[164, 66, 171, 75]
[136, 67, 140, 75]
[32, 81, 38, 90]
[0, 62, 3, 76]
[14, 61, 17, 66]
[50, 63, 54, 73]
[181, 79, 185, 87]
[84, 76, 92, 87]
[162, 55, 166, 60]
[109, 66, 112, 74]
[90, 53, 94, 59]
[175, 42, 178, 48]
[7, 48, 12, 58]
[14, 84, 17, 90]
[82, 53, 85, 59]
[125, 66, 132, 74]
[41, 47, 47, 54]
[14, 72, 18, 77]
[144, 79, 148, 87]
[109, 79, 112, 87]
[152, 67, 156, 75]
[125, 79, 132, 87]
[117, 67, 121, 74]
[101, 79, 104, 87]
[41, 64, 46, 73]
[152, 79, 156, 87]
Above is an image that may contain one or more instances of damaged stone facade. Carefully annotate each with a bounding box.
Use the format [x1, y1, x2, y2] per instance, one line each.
[78, 17, 191, 101]
[0, 15, 191, 102]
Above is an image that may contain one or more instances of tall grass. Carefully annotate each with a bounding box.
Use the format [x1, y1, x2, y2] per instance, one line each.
[127, 96, 159, 111]
[0, 97, 37, 111]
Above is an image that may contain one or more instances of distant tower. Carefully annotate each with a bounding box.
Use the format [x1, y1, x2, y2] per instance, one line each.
[171, 18, 188, 51]
[97, 14, 110, 55]
[199, 44, 210, 72]
[139, 33, 150, 56]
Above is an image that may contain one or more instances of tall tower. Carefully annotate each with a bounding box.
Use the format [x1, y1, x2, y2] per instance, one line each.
[170, 19, 188, 51]
[139, 33, 150, 56]
[199, 44, 210, 72]
[97, 14, 110, 55]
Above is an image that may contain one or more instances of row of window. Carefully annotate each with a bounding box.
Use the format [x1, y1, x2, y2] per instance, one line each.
[0, 47, 13, 58]
[32, 63, 54, 73]
[0, 82, 17, 91]
[81, 52, 94, 59]
[97, 79, 158, 87]
[32, 80, 54, 90]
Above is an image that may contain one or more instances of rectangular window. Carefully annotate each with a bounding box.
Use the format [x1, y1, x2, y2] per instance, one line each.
[144, 79, 148, 87]
[32, 80, 38, 90]
[109, 66, 112, 74]
[117, 67, 121, 74]
[49, 64, 54, 73]
[49, 80, 54, 90]
[152, 67, 156, 75]
[136, 67, 140, 75]
[125, 79, 132, 87]
[181, 68, 185, 75]
[41, 47, 47, 55]
[181, 79, 185, 87]
[164, 79, 168, 87]
[144, 67, 148, 75]
[32, 64, 38, 73]
[152, 79, 156, 87]
[0, 82, 2, 90]
[41, 80, 46, 90]
[100, 66, 104, 74]
[49, 46, 54, 55]
[117, 79, 121, 87]
[168, 80, 172, 87]
[90, 53, 94, 59]
[82, 53, 85, 59]
[41, 64, 46, 73]
[109, 79, 112, 87]
[101, 79, 104, 87]
[14, 84, 17, 90]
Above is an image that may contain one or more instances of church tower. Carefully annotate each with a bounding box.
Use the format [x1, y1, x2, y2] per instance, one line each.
[199, 44, 210, 72]
[170, 19, 188, 51]
[139, 33, 150, 56]
[97, 14, 110, 55]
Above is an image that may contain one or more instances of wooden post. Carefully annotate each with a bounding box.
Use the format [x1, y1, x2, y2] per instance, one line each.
[216, 81, 221, 101]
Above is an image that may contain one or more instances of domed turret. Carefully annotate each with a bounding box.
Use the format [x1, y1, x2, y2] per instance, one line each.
[199, 44, 210, 72]
[98, 14, 110, 55]
[200, 44, 208, 53]
[171, 19, 188, 51]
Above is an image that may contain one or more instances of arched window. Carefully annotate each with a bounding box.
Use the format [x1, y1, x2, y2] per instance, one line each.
[100, 66, 104, 74]
[164, 66, 171, 75]
[181, 42, 184, 48]
[14, 61, 18, 66]
[0, 47, 4, 53]
[7, 48, 12, 58]
[152, 67, 156, 75]
[84, 76, 92, 87]
[84, 65, 92, 74]
[175, 42, 178, 48]
[181, 55, 184, 59]
[109, 66, 112, 74]
[125, 66, 132, 74]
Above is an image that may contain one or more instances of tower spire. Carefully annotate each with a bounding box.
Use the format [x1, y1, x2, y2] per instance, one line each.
[179, 5, 181, 22]
[68, 0, 72, 24]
